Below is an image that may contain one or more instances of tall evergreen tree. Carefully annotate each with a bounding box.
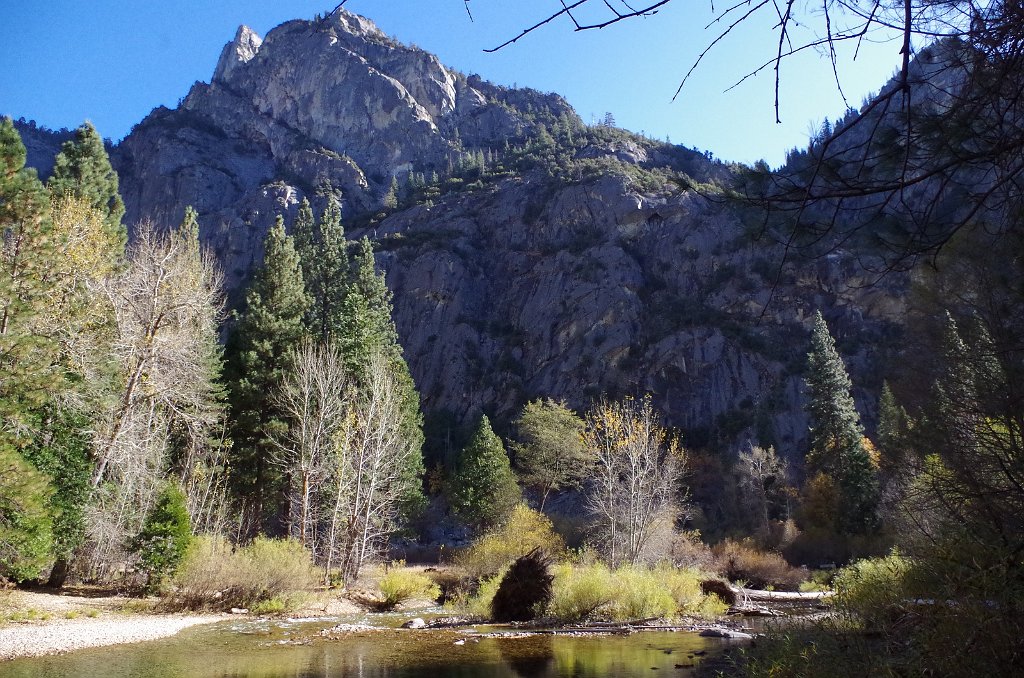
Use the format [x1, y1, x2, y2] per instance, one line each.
[449, 415, 520, 529]
[341, 236, 424, 515]
[877, 381, 910, 477]
[46, 122, 126, 251]
[226, 218, 309, 532]
[291, 198, 315, 275]
[338, 237, 401, 375]
[2, 120, 125, 584]
[804, 311, 878, 533]
[383, 176, 399, 210]
[293, 197, 348, 344]
[0, 118, 58, 442]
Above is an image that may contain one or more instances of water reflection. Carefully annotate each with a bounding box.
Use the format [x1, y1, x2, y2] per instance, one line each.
[1, 619, 720, 678]
[497, 635, 554, 678]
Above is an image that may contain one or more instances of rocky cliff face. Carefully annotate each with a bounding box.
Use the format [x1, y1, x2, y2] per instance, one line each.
[372, 170, 903, 456]
[21, 9, 906, 459]
[113, 11, 577, 291]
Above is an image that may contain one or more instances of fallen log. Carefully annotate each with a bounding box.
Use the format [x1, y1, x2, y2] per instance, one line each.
[727, 604, 782, 617]
[731, 586, 833, 602]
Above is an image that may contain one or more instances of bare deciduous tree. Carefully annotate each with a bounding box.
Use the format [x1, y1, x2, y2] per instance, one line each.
[330, 351, 420, 583]
[84, 219, 225, 576]
[735, 443, 791, 536]
[273, 339, 351, 550]
[584, 395, 685, 566]
[275, 344, 421, 583]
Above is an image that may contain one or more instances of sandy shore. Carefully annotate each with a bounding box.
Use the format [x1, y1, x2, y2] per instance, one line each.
[0, 590, 226, 661]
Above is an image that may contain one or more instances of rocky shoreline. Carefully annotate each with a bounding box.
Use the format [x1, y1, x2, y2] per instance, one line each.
[0, 614, 225, 660]
[0, 590, 226, 661]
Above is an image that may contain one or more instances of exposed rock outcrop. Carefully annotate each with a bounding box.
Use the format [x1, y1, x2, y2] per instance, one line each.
[17, 9, 906, 459]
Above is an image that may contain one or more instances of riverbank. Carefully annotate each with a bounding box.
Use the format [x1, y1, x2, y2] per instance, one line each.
[0, 590, 224, 660]
[0, 583, 790, 662]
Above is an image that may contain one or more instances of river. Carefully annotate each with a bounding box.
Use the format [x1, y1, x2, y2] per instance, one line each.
[0, 614, 734, 677]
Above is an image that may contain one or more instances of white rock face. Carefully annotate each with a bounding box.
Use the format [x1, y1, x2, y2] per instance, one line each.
[213, 25, 263, 84]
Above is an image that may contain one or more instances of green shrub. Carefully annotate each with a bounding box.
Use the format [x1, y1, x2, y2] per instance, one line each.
[241, 537, 318, 605]
[456, 504, 565, 579]
[548, 561, 725, 623]
[377, 563, 441, 610]
[131, 482, 192, 591]
[607, 565, 678, 621]
[832, 551, 913, 629]
[250, 597, 288, 615]
[735, 553, 917, 677]
[166, 535, 317, 612]
[657, 564, 728, 616]
[547, 562, 615, 622]
[798, 569, 834, 592]
[452, 569, 506, 618]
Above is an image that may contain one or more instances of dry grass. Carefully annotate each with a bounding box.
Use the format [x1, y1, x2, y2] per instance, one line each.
[163, 536, 318, 612]
[455, 561, 728, 623]
[376, 563, 441, 610]
[712, 539, 808, 590]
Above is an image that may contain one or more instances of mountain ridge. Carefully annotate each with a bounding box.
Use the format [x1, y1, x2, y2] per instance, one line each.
[10, 9, 905, 466]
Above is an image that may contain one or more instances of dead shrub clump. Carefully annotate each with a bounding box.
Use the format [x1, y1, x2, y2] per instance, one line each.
[491, 548, 553, 622]
[713, 539, 807, 590]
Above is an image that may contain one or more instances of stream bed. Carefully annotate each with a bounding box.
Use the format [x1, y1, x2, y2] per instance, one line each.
[0, 614, 740, 677]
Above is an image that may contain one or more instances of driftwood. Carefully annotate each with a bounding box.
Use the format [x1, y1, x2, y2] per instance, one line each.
[586, 617, 660, 627]
[731, 586, 833, 602]
[727, 604, 782, 617]
[699, 628, 755, 640]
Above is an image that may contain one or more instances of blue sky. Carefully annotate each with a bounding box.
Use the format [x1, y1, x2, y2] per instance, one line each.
[0, 1, 907, 166]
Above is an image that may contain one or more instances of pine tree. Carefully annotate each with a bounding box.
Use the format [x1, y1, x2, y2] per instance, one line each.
[293, 197, 348, 344]
[291, 198, 316, 271]
[450, 415, 520, 529]
[383, 176, 399, 210]
[877, 381, 910, 477]
[0, 118, 59, 442]
[131, 482, 192, 591]
[226, 217, 309, 532]
[2, 120, 124, 584]
[339, 237, 401, 374]
[342, 237, 425, 516]
[46, 121, 126, 252]
[804, 311, 878, 533]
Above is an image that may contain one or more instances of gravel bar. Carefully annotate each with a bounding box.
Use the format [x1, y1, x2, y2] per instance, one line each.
[0, 614, 224, 660]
